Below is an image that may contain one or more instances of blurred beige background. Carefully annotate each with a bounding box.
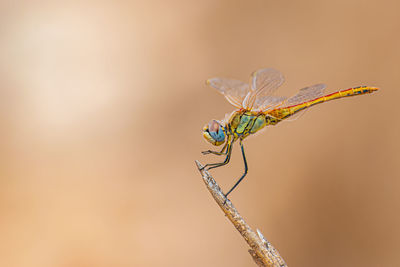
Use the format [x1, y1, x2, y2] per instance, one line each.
[0, 1, 399, 266]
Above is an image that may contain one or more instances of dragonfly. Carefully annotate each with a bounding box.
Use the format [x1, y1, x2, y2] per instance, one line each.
[201, 68, 378, 199]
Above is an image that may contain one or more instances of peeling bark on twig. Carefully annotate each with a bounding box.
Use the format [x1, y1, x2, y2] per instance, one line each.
[195, 160, 287, 267]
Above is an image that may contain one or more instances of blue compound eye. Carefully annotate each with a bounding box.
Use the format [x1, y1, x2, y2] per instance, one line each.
[208, 120, 225, 142]
[203, 120, 226, 146]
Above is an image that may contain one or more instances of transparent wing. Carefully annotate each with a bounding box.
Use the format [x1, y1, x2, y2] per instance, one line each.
[207, 78, 250, 108]
[253, 95, 287, 112]
[283, 83, 326, 107]
[243, 68, 285, 110]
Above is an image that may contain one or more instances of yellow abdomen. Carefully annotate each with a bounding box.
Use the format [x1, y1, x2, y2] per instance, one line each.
[266, 86, 378, 125]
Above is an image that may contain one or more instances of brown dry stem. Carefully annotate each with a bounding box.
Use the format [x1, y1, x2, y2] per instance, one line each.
[195, 160, 287, 267]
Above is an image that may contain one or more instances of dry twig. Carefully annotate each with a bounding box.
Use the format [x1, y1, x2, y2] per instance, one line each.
[195, 160, 287, 267]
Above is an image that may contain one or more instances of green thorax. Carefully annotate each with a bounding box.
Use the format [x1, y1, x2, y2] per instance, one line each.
[228, 111, 266, 139]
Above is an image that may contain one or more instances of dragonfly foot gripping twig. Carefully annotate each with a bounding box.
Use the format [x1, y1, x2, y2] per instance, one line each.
[195, 160, 287, 267]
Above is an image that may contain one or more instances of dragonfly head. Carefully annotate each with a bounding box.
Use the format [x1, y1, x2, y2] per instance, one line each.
[203, 120, 226, 146]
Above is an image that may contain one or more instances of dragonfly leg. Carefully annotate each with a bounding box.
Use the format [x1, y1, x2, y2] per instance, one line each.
[200, 141, 232, 171]
[201, 142, 228, 156]
[224, 139, 248, 199]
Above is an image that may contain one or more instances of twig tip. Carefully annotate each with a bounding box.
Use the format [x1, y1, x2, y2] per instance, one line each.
[195, 160, 204, 170]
